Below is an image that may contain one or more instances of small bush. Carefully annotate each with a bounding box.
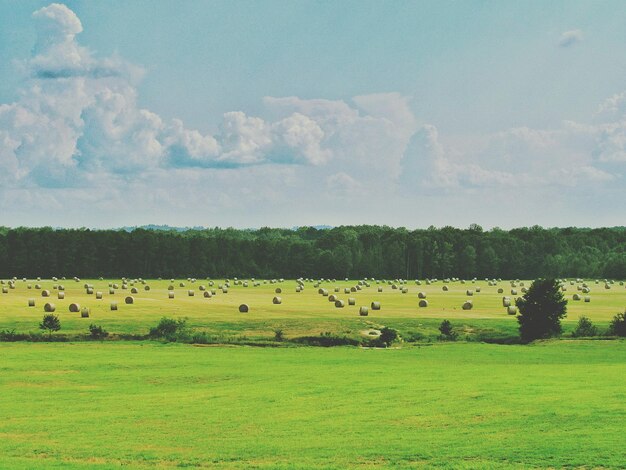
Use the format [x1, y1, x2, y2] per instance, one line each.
[438, 320, 458, 341]
[39, 314, 61, 339]
[149, 317, 189, 341]
[273, 328, 284, 342]
[88, 324, 109, 340]
[378, 327, 399, 347]
[571, 316, 598, 337]
[609, 312, 626, 337]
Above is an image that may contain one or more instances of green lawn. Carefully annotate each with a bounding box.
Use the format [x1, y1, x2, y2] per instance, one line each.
[0, 340, 624, 469]
[1, 278, 623, 341]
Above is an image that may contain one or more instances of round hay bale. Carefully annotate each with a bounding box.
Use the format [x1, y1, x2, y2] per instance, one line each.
[377, 286, 383, 292]
[179, 282, 185, 287]
[371, 301, 381, 310]
[475, 287, 481, 293]
[401, 287, 408, 294]
[27, 284, 32, 289]
[41, 290, 50, 297]
[359, 306, 369, 316]
[28, 299, 35, 307]
[272, 296, 282, 305]
[96, 292, 103, 299]
[521, 287, 528, 293]
[168, 285, 174, 291]
[44, 303, 55, 313]
[109, 288, 115, 295]
[125, 296, 134, 304]
[343, 288, 350, 294]
[81, 308, 90, 318]
[69, 303, 80, 312]
[462, 300, 473, 310]
[334, 287, 340, 293]
[57, 292, 65, 300]
[507, 306, 518, 315]
[187, 289, 195, 297]
[511, 289, 517, 295]
[497, 288, 504, 294]
[466, 290, 474, 296]
[502, 297, 511, 307]
[275, 288, 282, 294]
[418, 292, 426, 299]
[110, 302, 118, 311]
[573, 293, 581, 300]
[1, 287, 8, 294]
[203, 291, 212, 298]
[418, 299, 428, 308]
[348, 297, 356, 305]
[584, 296, 591, 302]
[442, 286, 448, 291]
[144, 285, 150, 291]
[350, 286, 357, 292]
[295, 286, 302, 293]
[35, 284, 42, 290]
[168, 292, 175, 299]
[199, 285, 206, 291]
[335, 300, 345, 308]
[211, 289, 217, 295]
[239, 304, 249, 313]
[328, 294, 337, 302]
[130, 287, 138, 294]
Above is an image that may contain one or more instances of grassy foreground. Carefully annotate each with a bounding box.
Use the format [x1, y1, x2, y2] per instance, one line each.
[0, 340, 624, 469]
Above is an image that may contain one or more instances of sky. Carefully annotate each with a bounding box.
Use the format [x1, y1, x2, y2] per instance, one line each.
[1, 0, 626, 229]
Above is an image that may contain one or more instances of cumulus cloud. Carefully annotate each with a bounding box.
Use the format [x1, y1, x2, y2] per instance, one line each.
[558, 29, 583, 47]
[0, 3, 624, 228]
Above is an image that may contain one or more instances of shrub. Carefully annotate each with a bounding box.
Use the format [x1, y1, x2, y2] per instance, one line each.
[290, 334, 360, 347]
[88, 324, 109, 340]
[273, 328, 284, 342]
[378, 327, 399, 347]
[438, 320, 458, 341]
[571, 316, 597, 337]
[609, 312, 626, 337]
[516, 279, 567, 342]
[149, 317, 189, 341]
[39, 314, 61, 339]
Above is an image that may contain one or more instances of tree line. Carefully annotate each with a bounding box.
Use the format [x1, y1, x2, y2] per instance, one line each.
[0, 224, 625, 280]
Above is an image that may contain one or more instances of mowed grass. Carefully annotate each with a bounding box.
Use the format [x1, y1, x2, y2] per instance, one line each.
[0, 340, 624, 469]
[0, 279, 624, 340]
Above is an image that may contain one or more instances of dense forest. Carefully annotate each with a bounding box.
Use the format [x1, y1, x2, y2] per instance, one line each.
[0, 225, 625, 280]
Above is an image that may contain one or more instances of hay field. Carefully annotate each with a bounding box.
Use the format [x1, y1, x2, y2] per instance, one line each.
[0, 278, 624, 339]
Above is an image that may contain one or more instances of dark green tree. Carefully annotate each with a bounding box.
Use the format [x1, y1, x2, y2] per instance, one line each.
[516, 279, 567, 342]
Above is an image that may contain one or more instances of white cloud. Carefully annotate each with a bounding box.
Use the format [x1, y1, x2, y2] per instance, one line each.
[0, 4, 624, 228]
[558, 29, 583, 48]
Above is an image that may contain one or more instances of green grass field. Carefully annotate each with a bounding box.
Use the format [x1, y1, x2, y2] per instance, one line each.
[0, 340, 624, 469]
[1, 278, 624, 341]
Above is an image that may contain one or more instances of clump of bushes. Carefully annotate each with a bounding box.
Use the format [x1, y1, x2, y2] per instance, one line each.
[291, 332, 360, 347]
[149, 317, 190, 342]
[571, 316, 597, 338]
[609, 312, 626, 337]
[438, 320, 458, 341]
[88, 324, 109, 340]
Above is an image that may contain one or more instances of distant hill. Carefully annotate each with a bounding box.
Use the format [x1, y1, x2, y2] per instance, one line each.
[119, 224, 334, 232]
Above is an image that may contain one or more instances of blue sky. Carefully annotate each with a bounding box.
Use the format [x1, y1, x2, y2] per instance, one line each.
[0, 1, 625, 228]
